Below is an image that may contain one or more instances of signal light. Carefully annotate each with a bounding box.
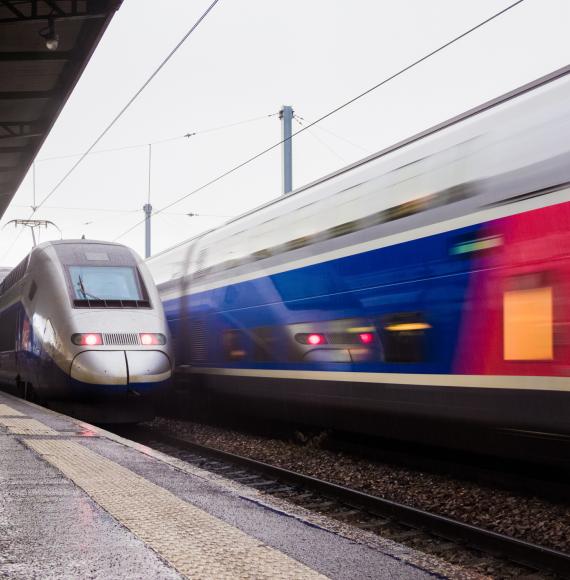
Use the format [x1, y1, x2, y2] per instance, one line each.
[295, 333, 326, 345]
[71, 333, 103, 346]
[140, 333, 166, 346]
[359, 332, 374, 344]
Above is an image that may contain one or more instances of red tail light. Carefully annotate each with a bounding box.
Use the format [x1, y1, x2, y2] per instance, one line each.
[295, 333, 326, 345]
[359, 332, 374, 344]
[71, 333, 103, 346]
[140, 333, 166, 346]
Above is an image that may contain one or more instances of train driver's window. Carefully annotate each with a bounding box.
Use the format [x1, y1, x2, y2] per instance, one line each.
[68, 266, 143, 301]
[503, 273, 553, 361]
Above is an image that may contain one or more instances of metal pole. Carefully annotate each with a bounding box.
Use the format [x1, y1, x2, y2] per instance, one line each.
[147, 143, 152, 204]
[279, 105, 293, 194]
[144, 144, 152, 258]
[143, 203, 152, 258]
[32, 162, 36, 210]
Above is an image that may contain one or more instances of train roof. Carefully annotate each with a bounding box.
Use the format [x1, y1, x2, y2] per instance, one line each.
[35, 239, 128, 249]
[3, 239, 134, 274]
[149, 64, 570, 262]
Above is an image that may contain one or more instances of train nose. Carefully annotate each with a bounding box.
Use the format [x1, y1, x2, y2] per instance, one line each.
[124, 351, 172, 384]
[70, 350, 171, 386]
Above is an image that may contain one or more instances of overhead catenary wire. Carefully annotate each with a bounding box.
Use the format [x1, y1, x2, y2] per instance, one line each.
[0, 227, 26, 263]
[293, 114, 348, 164]
[11, 204, 140, 214]
[14, 111, 274, 239]
[30, 0, 222, 214]
[295, 115, 369, 154]
[34, 113, 279, 163]
[113, 0, 526, 244]
[7, 110, 274, 243]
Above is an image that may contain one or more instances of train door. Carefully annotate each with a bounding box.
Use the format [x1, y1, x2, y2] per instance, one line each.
[452, 201, 570, 432]
[456, 201, 570, 378]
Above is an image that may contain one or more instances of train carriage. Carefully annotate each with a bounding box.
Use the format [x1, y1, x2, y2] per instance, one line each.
[148, 66, 570, 452]
[0, 240, 172, 422]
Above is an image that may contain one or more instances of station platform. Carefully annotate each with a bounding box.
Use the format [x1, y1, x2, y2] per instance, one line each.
[0, 391, 465, 579]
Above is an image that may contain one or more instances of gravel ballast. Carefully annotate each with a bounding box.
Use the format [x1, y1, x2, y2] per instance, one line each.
[147, 417, 570, 557]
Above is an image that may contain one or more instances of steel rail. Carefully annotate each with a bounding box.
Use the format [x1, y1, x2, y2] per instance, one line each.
[147, 430, 570, 577]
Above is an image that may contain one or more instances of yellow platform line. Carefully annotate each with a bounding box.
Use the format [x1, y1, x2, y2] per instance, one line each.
[24, 438, 326, 580]
[0, 417, 58, 435]
[0, 404, 25, 416]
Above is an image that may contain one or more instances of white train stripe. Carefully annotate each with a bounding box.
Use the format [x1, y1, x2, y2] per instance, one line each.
[194, 367, 570, 392]
[161, 187, 570, 300]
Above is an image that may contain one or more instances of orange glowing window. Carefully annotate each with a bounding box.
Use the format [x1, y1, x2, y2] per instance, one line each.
[503, 284, 553, 361]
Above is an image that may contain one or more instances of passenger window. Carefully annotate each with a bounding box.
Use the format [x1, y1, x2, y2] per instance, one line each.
[503, 273, 553, 361]
[223, 329, 247, 361]
[382, 199, 424, 222]
[252, 248, 272, 261]
[327, 220, 358, 239]
[286, 236, 311, 251]
[380, 312, 430, 363]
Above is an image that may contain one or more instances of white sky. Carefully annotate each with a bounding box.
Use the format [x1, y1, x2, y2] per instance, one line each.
[1, 0, 569, 265]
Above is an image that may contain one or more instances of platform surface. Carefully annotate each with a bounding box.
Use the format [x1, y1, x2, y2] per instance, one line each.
[0, 391, 464, 579]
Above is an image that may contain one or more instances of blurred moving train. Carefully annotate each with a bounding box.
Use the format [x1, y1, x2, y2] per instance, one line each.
[0, 240, 172, 422]
[148, 66, 570, 452]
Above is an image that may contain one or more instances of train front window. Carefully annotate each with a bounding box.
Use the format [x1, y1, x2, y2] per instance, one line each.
[68, 266, 143, 301]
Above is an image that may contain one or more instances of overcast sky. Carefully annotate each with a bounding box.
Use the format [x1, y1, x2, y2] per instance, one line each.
[1, 0, 569, 265]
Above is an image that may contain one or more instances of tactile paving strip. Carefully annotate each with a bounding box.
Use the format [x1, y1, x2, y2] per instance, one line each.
[0, 404, 25, 416]
[24, 438, 326, 580]
[0, 417, 58, 435]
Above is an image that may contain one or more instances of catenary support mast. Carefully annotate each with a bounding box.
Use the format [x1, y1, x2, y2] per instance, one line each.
[280, 105, 293, 194]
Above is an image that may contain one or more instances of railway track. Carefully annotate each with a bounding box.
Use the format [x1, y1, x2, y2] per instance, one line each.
[126, 425, 570, 578]
[327, 430, 570, 503]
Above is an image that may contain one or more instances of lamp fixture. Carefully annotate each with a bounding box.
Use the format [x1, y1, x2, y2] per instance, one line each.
[39, 18, 59, 51]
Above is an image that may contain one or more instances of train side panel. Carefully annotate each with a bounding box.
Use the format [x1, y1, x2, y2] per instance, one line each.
[157, 194, 570, 433]
[148, 67, 570, 441]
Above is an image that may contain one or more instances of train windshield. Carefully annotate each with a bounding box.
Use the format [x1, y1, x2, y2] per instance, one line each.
[68, 266, 143, 301]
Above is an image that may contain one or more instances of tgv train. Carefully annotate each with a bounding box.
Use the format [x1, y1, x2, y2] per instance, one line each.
[148, 66, 570, 450]
[0, 240, 172, 422]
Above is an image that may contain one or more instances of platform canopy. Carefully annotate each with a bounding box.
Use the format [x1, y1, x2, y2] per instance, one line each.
[0, 0, 123, 219]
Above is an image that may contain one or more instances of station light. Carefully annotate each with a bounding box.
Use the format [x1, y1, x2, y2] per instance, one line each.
[71, 333, 103, 346]
[39, 19, 59, 51]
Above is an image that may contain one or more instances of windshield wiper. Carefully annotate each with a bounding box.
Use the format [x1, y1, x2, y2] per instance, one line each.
[77, 275, 103, 301]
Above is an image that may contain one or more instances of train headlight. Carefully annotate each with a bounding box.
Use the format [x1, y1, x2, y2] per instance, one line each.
[71, 333, 103, 346]
[295, 333, 327, 345]
[358, 332, 374, 344]
[140, 333, 166, 346]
